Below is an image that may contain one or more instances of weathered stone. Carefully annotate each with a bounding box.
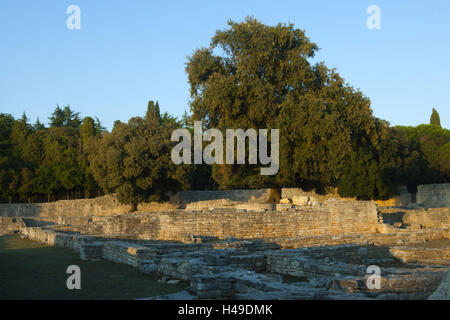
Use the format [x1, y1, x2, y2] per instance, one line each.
[292, 196, 309, 206]
[7, 191, 450, 301]
[167, 279, 182, 285]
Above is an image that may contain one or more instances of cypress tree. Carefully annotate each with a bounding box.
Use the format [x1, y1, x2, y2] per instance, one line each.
[145, 100, 161, 123]
[430, 108, 441, 127]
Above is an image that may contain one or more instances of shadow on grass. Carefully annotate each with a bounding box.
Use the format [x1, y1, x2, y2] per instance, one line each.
[0, 235, 185, 300]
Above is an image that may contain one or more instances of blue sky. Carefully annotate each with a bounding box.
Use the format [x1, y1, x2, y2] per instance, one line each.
[0, 0, 449, 130]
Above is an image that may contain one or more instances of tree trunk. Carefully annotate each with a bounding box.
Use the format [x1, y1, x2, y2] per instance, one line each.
[129, 202, 138, 213]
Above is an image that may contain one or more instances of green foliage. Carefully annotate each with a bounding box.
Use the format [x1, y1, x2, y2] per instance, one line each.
[145, 100, 161, 123]
[430, 108, 441, 127]
[0, 107, 105, 203]
[186, 17, 380, 193]
[338, 120, 407, 199]
[395, 124, 450, 191]
[88, 103, 190, 211]
[1, 19, 448, 205]
[49, 105, 81, 128]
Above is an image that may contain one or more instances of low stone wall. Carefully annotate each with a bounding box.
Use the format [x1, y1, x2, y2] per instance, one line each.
[281, 188, 341, 203]
[102, 241, 154, 267]
[417, 183, 450, 207]
[0, 195, 127, 217]
[266, 246, 367, 278]
[170, 189, 272, 205]
[390, 246, 450, 265]
[402, 207, 450, 230]
[80, 199, 379, 241]
[21, 227, 82, 251]
[0, 217, 25, 235]
[0, 195, 178, 218]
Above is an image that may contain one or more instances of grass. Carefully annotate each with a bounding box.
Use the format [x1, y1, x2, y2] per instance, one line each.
[0, 235, 185, 300]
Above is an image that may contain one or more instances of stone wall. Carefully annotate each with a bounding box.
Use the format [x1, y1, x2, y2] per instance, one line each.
[417, 183, 450, 207]
[402, 207, 450, 230]
[0, 217, 25, 235]
[281, 188, 342, 202]
[266, 246, 367, 278]
[21, 227, 82, 251]
[78, 199, 379, 241]
[170, 189, 272, 205]
[0, 194, 177, 218]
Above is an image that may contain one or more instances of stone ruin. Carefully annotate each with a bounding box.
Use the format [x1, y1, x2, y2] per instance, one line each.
[1, 185, 449, 300]
[15, 226, 449, 300]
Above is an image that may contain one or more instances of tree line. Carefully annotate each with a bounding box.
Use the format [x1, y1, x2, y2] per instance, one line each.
[1, 18, 449, 208]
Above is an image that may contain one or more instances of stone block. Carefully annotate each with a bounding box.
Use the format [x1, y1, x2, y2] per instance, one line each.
[292, 195, 309, 206]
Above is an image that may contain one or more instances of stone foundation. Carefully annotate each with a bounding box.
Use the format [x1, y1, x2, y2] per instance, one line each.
[4, 191, 450, 300]
[63, 199, 379, 242]
[417, 183, 450, 207]
[19, 226, 449, 300]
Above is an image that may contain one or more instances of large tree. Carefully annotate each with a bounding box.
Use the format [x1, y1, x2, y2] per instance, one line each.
[89, 101, 190, 211]
[186, 17, 380, 196]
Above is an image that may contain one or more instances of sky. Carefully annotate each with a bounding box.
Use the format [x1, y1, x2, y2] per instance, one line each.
[0, 0, 449, 130]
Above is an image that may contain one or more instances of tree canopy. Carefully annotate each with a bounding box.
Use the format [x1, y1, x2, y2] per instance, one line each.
[0, 18, 448, 206]
[430, 108, 441, 127]
[0, 106, 102, 203]
[88, 101, 191, 211]
[186, 17, 381, 195]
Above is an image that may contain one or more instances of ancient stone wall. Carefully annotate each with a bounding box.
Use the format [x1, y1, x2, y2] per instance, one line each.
[0, 195, 177, 218]
[402, 207, 450, 230]
[0, 189, 274, 217]
[417, 183, 450, 207]
[281, 188, 342, 202]
[0, 217, 25, 235]
[77, 199, 379, 241]
[170, 189, 272, 205]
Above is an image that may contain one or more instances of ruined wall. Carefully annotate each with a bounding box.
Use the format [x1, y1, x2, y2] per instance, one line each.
[281, 188, 342, 202]
[0, 195, 177, 218]
[282, 187, 415, 207]
[402, 207, 450, 230]
[417, 183, 450, 207]
[81, 199, 379, 241]
[0, 189, 273, 217]
[0, 217, 25, 235]
[170, 189, 272, 205]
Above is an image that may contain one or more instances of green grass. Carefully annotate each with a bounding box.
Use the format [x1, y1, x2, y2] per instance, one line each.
[0, 235, 185, 300]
